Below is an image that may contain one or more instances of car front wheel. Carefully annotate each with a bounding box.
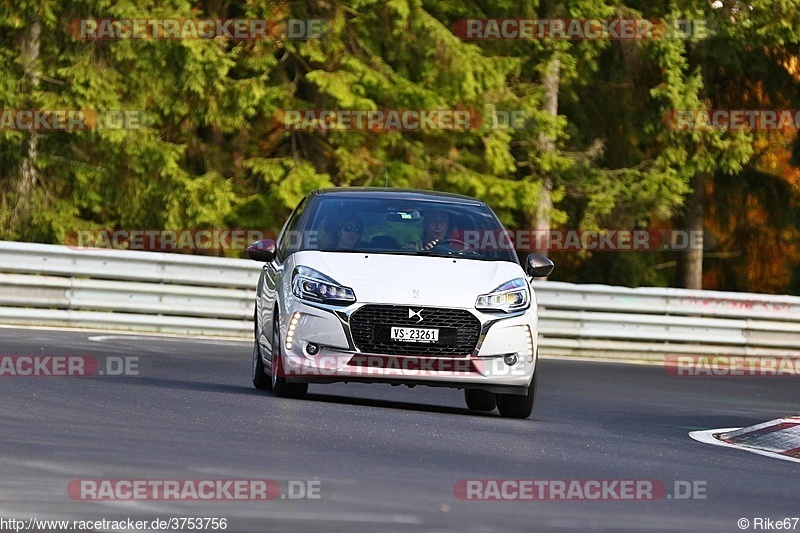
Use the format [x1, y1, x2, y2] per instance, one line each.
[252, 313, 271, 391]
[464, 389, 497, 412]
[496, 368, 538, 419]
[270, 313, 308, 398]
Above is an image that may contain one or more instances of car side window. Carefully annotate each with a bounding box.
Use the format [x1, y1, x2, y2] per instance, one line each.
[276, 196, 310, 262]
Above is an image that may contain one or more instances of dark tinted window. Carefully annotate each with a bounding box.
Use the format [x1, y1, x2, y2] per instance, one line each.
[299, 196, 519, 263]
[276, 195, 310, 261]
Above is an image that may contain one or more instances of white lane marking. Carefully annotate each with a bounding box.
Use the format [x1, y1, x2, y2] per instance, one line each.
[0, 324, 250, 343]
[0, 458, 93, 477]
[689, 428, 800, 464]
[88, 335, 250, 345]
[59, 499, 422, 525]
[210, 511, 422, 524]
[540, 354, 665, 366]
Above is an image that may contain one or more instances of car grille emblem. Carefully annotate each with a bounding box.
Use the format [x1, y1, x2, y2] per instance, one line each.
[408, 308, 423, 323]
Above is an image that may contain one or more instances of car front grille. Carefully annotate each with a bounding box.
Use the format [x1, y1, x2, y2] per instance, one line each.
[349, 305, 481, 356]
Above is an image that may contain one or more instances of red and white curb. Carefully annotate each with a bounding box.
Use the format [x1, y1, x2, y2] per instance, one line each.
[690, 416, 800, 464]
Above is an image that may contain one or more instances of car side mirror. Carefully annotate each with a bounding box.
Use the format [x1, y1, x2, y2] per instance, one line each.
[247, 239, 276, 262]
[525, 254, 554, 278]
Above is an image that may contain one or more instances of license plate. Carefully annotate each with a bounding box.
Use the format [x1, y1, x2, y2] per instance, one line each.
[390, 326, 439, 343]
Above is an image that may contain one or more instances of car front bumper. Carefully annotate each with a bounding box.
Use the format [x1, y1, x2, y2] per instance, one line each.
[276, 300, 538, 394]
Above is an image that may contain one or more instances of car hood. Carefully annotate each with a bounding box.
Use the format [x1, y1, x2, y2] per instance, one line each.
[291, 251, 528, 308]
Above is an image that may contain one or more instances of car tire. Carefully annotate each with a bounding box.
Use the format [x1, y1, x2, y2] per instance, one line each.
[496, 368, 538, 419]
[464, 389, 497, 411]
[252, 313, 271, 391]
[270, 314, 308, 398]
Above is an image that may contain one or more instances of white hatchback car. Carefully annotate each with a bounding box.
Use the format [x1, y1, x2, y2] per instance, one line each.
[248, 188, 553, 418]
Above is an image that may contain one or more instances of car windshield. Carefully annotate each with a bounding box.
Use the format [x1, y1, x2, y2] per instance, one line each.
[299, 195, 519, 263]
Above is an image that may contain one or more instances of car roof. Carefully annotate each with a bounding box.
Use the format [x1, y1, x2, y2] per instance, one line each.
[312, 187, 485, 206]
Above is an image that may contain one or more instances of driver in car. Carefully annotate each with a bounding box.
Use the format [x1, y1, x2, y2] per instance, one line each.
[403, 209, 451, 251]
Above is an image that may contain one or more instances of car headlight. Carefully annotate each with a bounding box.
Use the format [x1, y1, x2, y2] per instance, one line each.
[292, 266, 356, 305]
[475, 278, 530, 313]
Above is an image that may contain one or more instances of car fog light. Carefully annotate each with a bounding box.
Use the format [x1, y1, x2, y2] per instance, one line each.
[306, 343, 319, 355]
[503, 353, 518, 366]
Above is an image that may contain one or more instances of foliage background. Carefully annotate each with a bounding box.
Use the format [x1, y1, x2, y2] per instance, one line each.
[1, 0, 799, 293]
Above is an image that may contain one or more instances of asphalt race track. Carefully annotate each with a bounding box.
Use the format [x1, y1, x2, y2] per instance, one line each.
[0, 326, 798, 532]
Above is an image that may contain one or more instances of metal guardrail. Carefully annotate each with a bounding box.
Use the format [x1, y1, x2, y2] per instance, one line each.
[1, 240, 799, 361]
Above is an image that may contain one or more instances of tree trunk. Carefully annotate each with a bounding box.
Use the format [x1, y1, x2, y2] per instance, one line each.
[11, 17, 41, 231]
[679, 173, 705, 289]
[533, 57, 560, 259]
